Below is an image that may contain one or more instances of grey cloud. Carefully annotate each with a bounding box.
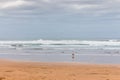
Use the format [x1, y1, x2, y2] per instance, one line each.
[0, 0, 120, 17]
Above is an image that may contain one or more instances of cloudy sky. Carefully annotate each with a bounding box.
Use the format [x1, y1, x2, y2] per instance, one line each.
[0, 0, 120, 40]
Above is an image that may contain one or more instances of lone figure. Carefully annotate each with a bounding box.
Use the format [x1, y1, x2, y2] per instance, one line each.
[72, 52, 75, 61]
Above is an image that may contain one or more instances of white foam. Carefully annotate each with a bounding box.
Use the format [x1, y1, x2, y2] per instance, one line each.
[0, 39, 119, 49]
[0, 39, 119, 45]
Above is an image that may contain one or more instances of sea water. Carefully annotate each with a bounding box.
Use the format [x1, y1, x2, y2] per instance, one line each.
[0, 39, 120, 64]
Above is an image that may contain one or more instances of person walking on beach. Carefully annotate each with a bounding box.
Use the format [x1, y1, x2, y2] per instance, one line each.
[72, 52, 75, 61]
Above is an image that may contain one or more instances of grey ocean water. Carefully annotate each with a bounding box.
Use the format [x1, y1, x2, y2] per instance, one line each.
[0, 39, 120, 64]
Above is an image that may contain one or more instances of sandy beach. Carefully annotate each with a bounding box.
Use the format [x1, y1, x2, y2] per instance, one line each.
[0, 60, 119, 80]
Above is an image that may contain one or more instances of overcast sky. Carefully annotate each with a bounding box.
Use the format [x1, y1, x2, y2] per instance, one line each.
[0, 0, 120, 40]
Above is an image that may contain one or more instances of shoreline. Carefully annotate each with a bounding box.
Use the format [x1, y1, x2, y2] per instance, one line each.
[0, 59, 120, 80]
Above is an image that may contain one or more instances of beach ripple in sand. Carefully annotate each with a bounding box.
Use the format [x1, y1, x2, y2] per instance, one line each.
[0, 60, 120, 80]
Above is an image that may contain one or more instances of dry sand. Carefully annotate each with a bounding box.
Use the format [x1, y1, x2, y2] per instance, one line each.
[0, 60, 119, 80]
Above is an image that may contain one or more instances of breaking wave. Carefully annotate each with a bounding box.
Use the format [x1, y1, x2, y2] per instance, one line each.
[0, 39, 120, 50]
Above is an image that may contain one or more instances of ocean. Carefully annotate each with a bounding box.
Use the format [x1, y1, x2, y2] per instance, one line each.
[0, 39, 120, 64]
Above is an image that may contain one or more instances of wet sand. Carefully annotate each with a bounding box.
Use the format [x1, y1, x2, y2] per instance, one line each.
[0, 60, 120, 80]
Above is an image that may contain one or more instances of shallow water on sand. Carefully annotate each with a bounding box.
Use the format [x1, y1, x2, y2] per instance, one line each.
[0, 49, 120, 64]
